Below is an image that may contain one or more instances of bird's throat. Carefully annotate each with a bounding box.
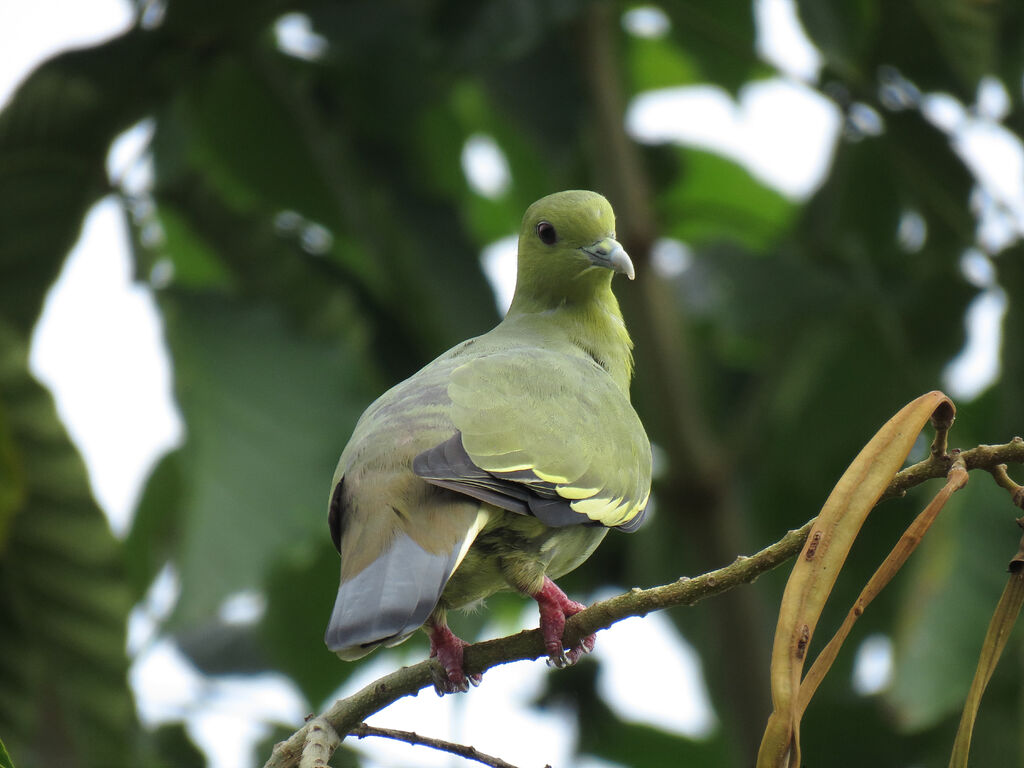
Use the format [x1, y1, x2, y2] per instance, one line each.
[506, 286, 634, 393]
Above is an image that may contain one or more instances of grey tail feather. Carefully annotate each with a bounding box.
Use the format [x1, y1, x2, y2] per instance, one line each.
[324, 531, 462, 660]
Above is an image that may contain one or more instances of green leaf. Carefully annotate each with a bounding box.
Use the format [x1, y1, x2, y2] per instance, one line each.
[177, 53, 339, 227]
[263, 537, 349, 707]
[149, 723, 205, 768]
[0, 322, 139, 766]
[795, 0, 877, 83]
[912, 0, 998, 98]
[153, 292, 371, 628]
[0, 29, 157, 333]
[154, 205, 234, 290]
[625, 29, 700, 93]
[662, 0, 764, 93]
[799, 0, 1010, 100]
[0, 738, 15, 768]
[123, 450, 186, 600]
[658, 148, 797, 251]
[887, 473, 1019, 730]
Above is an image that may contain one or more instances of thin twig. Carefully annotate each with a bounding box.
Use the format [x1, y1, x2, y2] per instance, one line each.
[882, 437, 1024, 501]
[350, 722, 525, 768]
[989, 464, 1024, 510]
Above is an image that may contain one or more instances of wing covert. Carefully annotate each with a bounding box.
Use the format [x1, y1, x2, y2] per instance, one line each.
[414, 349, 651, 530]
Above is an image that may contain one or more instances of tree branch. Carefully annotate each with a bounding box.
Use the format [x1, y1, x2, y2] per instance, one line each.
[297, 718, 338, 768]
[264, 438, 1024, 768]
[882, 436, 1024, 501]
[264, 521, 812, 768]
[349, 722, 528, 768]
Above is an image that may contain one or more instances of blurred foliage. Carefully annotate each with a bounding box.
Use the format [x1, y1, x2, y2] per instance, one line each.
[1, 0, 1023, 766]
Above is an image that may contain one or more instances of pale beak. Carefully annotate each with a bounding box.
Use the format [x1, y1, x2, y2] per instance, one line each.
[581, 237, 635, 280]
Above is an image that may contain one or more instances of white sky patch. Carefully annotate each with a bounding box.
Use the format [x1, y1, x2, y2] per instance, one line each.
[956, 120, 1024, 235]
[627, 79, 841, 200]
[851, 634, 894, 695]
[131, 637, 306, 768]
[0, 0, 133, 109]
[108, 118, 156, 195]
[897, 209, 927, 253]
[622, 5, 671, 38]
[754, 0, 822, 81]
[977, 76, 1010, 121]
[189, 676, 306, 768]
[921, 83, 1024, 248]
[337, 611, 587, 768]
[943, 287, 1007, 401]
[481, 234, 519, 315]
[594, 602, 716, 737]
[650, 237, 692, 278]
[462, 133, 511, 199]
[131, 638, 208, 724]
[219, 591, 268, 626]
[127, 564, 180, 656]
[29, 197, 184, 535]
[921, 92, 966, 134]
[961, 248, 996, 288]
[274, 12, 328, 61]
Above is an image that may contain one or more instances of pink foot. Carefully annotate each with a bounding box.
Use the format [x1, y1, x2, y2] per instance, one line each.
[427, 623, 482, 695]
[532, 577, 596, 668]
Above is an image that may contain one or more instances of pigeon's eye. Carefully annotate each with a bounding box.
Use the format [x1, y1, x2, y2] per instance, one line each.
[536, 221, 557, 245]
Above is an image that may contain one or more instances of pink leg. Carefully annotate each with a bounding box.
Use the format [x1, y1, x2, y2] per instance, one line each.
[532, 577, 596, 668]
[427, 622, 482, 695]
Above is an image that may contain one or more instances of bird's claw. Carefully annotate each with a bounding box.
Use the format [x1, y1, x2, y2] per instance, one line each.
[431, 665, 472, 696]
[545, 632, 595, 668]
[427, 624, 481, 695]
[546, 648, 570, 668]
[534, 577, 598, 671]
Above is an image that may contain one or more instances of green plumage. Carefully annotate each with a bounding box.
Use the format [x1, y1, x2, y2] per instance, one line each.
[326, 190, 651, 689]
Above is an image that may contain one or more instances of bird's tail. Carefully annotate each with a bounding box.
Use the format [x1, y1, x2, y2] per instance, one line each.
[324, 531, 463, 660]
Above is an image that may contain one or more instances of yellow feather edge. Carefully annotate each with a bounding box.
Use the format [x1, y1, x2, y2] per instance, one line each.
[533, 468, 571, 484]
[555, 484, 601, 500]
[451, 507, 494, 572]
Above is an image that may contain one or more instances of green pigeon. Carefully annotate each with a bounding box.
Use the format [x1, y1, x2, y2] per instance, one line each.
[325, 190, 651, 692]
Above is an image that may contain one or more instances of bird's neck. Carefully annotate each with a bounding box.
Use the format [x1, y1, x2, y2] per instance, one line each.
[505, 286, 635, 394]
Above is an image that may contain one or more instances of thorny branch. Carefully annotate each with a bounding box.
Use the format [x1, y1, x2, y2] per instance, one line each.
[264, 438, 1024, 768]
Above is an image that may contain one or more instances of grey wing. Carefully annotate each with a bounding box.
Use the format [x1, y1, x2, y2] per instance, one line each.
[413, 432, 596, 528]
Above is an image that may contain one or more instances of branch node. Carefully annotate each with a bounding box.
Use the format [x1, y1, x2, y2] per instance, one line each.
[929, 401, 956, 457]
[947, 457, 969, 489]
[1009, 531, 1024, 573]
[298, 718, 340, 768]
[990, 464, 1024, 510]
